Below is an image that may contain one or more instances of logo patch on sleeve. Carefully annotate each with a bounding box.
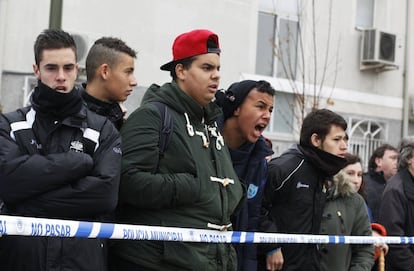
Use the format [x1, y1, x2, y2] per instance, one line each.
[247, 184, 259, 199]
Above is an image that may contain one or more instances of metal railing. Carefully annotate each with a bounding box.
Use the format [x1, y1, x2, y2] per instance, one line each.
[348, 137, 384, 171]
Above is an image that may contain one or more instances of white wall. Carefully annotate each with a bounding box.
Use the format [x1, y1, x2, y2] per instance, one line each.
[2, 0, 50, 73]
[0, 0, 260, 112]
[61, 0, 259, 90]
[255, 0, 406, 121]
[0, 0, 410, 131]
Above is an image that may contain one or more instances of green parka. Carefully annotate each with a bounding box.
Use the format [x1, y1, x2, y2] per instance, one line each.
[111, 82, 245, 270]
[320, 172, 374, 271]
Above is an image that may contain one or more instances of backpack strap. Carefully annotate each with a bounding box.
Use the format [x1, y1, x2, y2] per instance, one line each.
[149, 101, 174, 172]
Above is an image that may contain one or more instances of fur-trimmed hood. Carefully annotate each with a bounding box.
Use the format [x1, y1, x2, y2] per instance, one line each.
[326, 170, 356, 200]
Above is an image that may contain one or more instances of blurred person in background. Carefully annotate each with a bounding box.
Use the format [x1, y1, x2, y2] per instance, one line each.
[379, 141, 414, 270]
[364, 144, 398, 222]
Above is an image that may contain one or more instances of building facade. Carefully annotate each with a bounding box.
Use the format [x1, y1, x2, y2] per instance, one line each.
[0, 0, 412, 168]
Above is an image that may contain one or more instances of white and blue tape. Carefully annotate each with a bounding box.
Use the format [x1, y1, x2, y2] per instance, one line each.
[0, 215, 410, 245]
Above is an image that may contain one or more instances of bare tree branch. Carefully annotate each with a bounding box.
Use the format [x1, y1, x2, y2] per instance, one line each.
[318, 0, 333, 104]
[269, 0, 340, 127]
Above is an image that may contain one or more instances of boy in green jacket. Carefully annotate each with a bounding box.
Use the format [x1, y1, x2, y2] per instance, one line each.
[110, 29, 245, 271]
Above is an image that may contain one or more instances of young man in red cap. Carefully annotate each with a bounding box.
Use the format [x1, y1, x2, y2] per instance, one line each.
[110, 29, 244, 271]
[215, 80, 275, 271]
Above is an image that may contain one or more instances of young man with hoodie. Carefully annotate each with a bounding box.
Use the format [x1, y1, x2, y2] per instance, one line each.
[215, 80, 275, 271]
[110, 29, 244, 271]
[259, 109, 348, 271]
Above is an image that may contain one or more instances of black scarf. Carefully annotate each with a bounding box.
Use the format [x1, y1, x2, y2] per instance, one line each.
[298, 144, 347, 176]
[30, 80, 82, 119]
[81, 89, 124, 130]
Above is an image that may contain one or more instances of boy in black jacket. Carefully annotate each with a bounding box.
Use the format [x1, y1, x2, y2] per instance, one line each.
[0, 29, 121, 271]
[260, 109, 348, 271]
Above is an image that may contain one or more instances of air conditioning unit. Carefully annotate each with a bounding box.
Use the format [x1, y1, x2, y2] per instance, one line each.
[70, 32, 94, 69]
[360, 29, 397, 66]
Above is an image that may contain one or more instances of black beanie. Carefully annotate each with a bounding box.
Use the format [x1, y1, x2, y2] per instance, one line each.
[215, 80, 258, 120]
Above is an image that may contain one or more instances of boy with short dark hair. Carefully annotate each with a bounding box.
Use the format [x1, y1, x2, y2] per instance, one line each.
[260, 109, 348, 271]
[82, 36, 137, 130]
[215, 79, 275, 271]
[0, 29, 121, 271]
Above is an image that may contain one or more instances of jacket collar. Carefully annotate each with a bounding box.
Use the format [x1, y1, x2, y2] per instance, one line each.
[61, 106, 89, 128]
[81, 89, 124, 130]
[366, 170, 386, 184]
[144, 81, 222, 125]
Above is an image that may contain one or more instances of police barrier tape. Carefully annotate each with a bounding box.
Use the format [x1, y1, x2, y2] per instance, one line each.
[0, 214, 411, 245]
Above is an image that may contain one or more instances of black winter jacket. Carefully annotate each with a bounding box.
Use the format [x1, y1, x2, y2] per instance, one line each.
[379, 168, 414, 270]
[363, 170, 386, 222]
[259, 144, 346, 271]
[0, 102, 121, 271]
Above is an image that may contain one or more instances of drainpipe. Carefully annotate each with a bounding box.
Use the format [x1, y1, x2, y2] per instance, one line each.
[49, 0, 63, 29]
[402, 0, 413, 138]
[0, 0, 9, 112]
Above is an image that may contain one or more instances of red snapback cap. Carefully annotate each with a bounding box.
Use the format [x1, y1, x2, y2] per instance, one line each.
[160, 29, 221, 71]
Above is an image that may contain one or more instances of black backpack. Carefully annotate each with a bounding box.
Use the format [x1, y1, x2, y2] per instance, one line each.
[149, 101, 174, 172]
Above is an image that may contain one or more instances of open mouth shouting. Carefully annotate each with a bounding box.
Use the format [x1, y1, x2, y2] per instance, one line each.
[253, 123, 267, 139]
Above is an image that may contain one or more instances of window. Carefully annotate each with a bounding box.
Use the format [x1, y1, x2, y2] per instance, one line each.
[276, 18, 298, 79]
[266, 91, 294, 134]
[23, 76, 38, 106]
[356, 0, 375, 28]
[256, 12, 299, 79]
[256, 0, 299, 135]
[256, 12, 276, 76]
[347, 118, 386, 171]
